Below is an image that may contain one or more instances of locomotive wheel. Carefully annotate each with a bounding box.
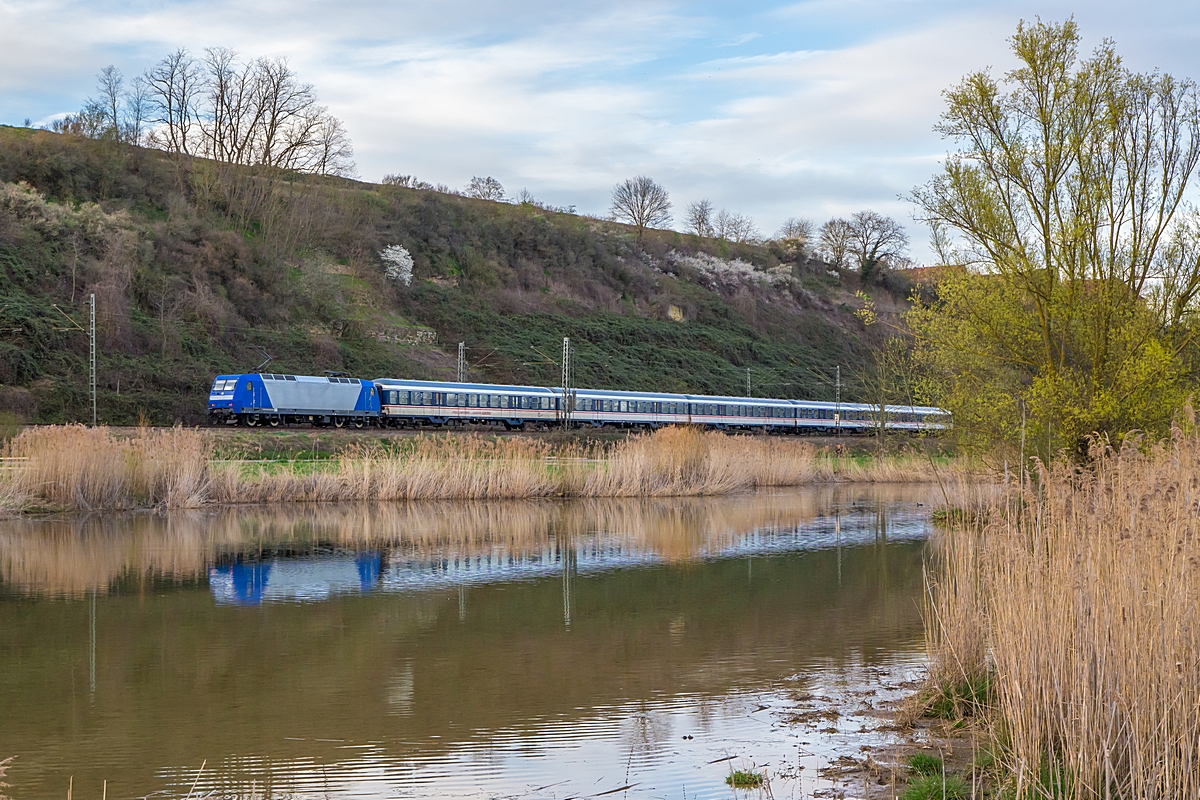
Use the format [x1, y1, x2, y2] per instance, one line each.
[333, 417, 346, 428]
[244, 415, 259, 428]
[353, 418, 364, 429]
[268, 417, 281, 428]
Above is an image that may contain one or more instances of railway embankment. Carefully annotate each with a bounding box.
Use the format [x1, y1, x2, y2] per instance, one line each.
[0, 424, 960, 513]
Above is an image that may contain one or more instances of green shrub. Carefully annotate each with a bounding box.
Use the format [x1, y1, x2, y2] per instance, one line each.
[902, 774, 967, 800]
[726, 770, 765, 788]
[0, 411, 22, 446]
[907, 752, 944, 776]
[926, 674, 992, 719]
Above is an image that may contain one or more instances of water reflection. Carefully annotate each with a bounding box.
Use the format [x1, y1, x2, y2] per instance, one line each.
[1, 488, 923, 601]
[0, 486, 933, 800]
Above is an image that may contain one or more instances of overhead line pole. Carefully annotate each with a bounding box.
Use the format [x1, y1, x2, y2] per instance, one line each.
[561, 337, 571, 427]
[90, 293, 96, 425]
[835, 364, 841, 437]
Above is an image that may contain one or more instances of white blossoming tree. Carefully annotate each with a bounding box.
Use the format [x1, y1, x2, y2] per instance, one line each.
[380, 244, 413, 286]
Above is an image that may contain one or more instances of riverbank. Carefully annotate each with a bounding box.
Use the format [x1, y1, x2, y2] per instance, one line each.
[0, 424, 960, 514]
[919, 431, 1200, 798]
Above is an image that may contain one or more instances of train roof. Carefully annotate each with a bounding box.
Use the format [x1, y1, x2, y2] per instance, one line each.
[573, 387, 702, 402]
[210, 373, 952, 415]
[373, 378, 556, 395]
[214, 372, 369, 384]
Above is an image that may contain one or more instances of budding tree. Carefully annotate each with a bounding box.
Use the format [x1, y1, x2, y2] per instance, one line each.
[910, 18, 1200, 454]
[610, 176, 671, 244]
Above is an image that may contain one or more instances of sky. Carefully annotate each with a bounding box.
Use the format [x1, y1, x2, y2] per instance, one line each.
[2, 0, 1198, 262]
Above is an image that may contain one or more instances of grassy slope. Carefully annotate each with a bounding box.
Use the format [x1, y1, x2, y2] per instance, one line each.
[0, 125, 884, 425]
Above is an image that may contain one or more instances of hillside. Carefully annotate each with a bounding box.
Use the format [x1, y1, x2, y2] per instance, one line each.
[0, 125, 899, 425]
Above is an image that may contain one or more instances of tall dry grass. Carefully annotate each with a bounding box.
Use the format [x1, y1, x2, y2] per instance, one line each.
[3, 425, 211, 511]
[927, 435, 1200, 798]
[1, 424, 951, 513]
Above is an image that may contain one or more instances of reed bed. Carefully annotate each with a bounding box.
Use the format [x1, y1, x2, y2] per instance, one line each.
[3, 425, 211, 511]
[0, 424, 951, 513]
[926, 435, 1200, 798]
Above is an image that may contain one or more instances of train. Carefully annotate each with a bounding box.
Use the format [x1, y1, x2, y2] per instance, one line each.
[208, 372, 951, 434]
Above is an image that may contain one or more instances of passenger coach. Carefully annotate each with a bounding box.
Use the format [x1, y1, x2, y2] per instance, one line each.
[374, 379, 558, 429]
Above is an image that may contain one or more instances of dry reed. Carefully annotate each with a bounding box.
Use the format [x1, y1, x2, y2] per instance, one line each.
[926, 434, 1200, 798]
[0, 424, 951, 513]
[3, 425, 211, 511]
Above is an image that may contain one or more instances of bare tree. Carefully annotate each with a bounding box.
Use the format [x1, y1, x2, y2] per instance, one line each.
[49, 103, 107, 138]
[383, 174, 433, 189]
[776, 217, 815, 258]
[846, 210, 908, 283]
[95, 65, 124, 141]
[200, 47, 258, 165]
[713, 209, 760, 243]
[685, 199, 714, 237]
[124, 76, 151, 145]
[144, 49, 202, 154]
[610, 176, 671, 243]
[252, 58, 324, 169]
[466, 176, 506, 201]
[309, 115, 355, 177]
[52, 48, 356, 176]
[818, 218, 853, 269]
[777, 217, 814, 244]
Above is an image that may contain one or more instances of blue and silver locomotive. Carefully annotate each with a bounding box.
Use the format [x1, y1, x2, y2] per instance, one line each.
[207, 373, 380, 428]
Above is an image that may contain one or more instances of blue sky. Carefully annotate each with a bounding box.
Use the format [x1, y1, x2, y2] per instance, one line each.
[2, 0, 1197, 261]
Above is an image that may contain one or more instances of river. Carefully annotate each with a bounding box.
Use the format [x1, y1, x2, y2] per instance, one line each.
[0, 487, 934, 799]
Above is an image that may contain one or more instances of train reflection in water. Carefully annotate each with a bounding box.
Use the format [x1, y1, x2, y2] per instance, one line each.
[207, 503, 927, 605]
[210, 552, 384, 605]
